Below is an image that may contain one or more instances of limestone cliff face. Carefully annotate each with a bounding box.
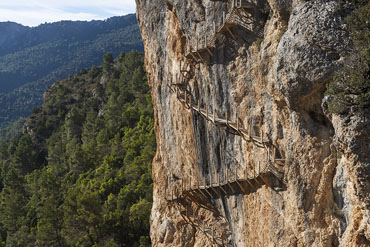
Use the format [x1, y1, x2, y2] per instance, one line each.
[135, 0, 370, 246]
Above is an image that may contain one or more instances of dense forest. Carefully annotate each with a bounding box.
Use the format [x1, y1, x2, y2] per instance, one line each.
[0, 14, 143, 135]
[0, 51, 154, 246]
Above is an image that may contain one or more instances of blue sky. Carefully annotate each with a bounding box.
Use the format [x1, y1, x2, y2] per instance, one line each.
[0, 0, 136, 27]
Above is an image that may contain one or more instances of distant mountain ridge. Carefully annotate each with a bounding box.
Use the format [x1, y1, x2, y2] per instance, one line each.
[0, 22, 29, 51]
[0, 14, 143, 133]
[0, 15, 138, 59]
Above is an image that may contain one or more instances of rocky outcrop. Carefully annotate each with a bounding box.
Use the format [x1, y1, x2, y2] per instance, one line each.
[136, 0, 370, 246]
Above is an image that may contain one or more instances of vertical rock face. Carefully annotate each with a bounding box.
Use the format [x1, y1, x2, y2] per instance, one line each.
[136, 0, 369, 246]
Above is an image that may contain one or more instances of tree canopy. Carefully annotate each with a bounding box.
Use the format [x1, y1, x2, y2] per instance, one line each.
[327, 1, 370, 114]
[0, 51, 155, 247]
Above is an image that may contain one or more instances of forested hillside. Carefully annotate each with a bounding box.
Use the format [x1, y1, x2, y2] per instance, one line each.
[0, 14, 143, 134]
[0, 51, 154, 246]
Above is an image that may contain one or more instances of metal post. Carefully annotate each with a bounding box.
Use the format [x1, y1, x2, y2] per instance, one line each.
[261, 128, 264, 143]
[165, 185, 167, 199]
[171, 184, 174, 200]
[218, 173, 227, 194]
[196, 33, 198, 51]
[192, 26, 196, 52]
[213, 106, 215, 123]
[236, 115, 239, 131]
[210, 174, 219, 195]
[206, 105, 209, 120]
[254, 162, 256, 178]
[236, 164, 246, 193]
[226, 167, 235, 193]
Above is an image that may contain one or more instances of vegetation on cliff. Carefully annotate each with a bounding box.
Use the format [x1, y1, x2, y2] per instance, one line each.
[327, 1, 370, 114]
[0, 51, 154, 246]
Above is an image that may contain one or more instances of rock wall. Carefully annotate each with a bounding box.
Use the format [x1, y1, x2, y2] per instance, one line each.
[135, 0, 370, 246]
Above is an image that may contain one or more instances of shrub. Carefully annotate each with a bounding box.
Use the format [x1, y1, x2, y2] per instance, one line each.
[327, 2, 370, 114]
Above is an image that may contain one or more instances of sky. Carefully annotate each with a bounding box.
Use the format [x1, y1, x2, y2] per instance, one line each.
[0, 0, 136, 27]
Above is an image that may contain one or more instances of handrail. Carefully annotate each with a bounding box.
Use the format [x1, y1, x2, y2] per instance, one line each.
[164, 1, 284, 246]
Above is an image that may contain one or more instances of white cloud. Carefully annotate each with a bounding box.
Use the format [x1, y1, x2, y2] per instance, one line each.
[0, 0, 136, 26]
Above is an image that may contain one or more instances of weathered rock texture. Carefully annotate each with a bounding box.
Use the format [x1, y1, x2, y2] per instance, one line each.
[135, 0, 370, 246]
